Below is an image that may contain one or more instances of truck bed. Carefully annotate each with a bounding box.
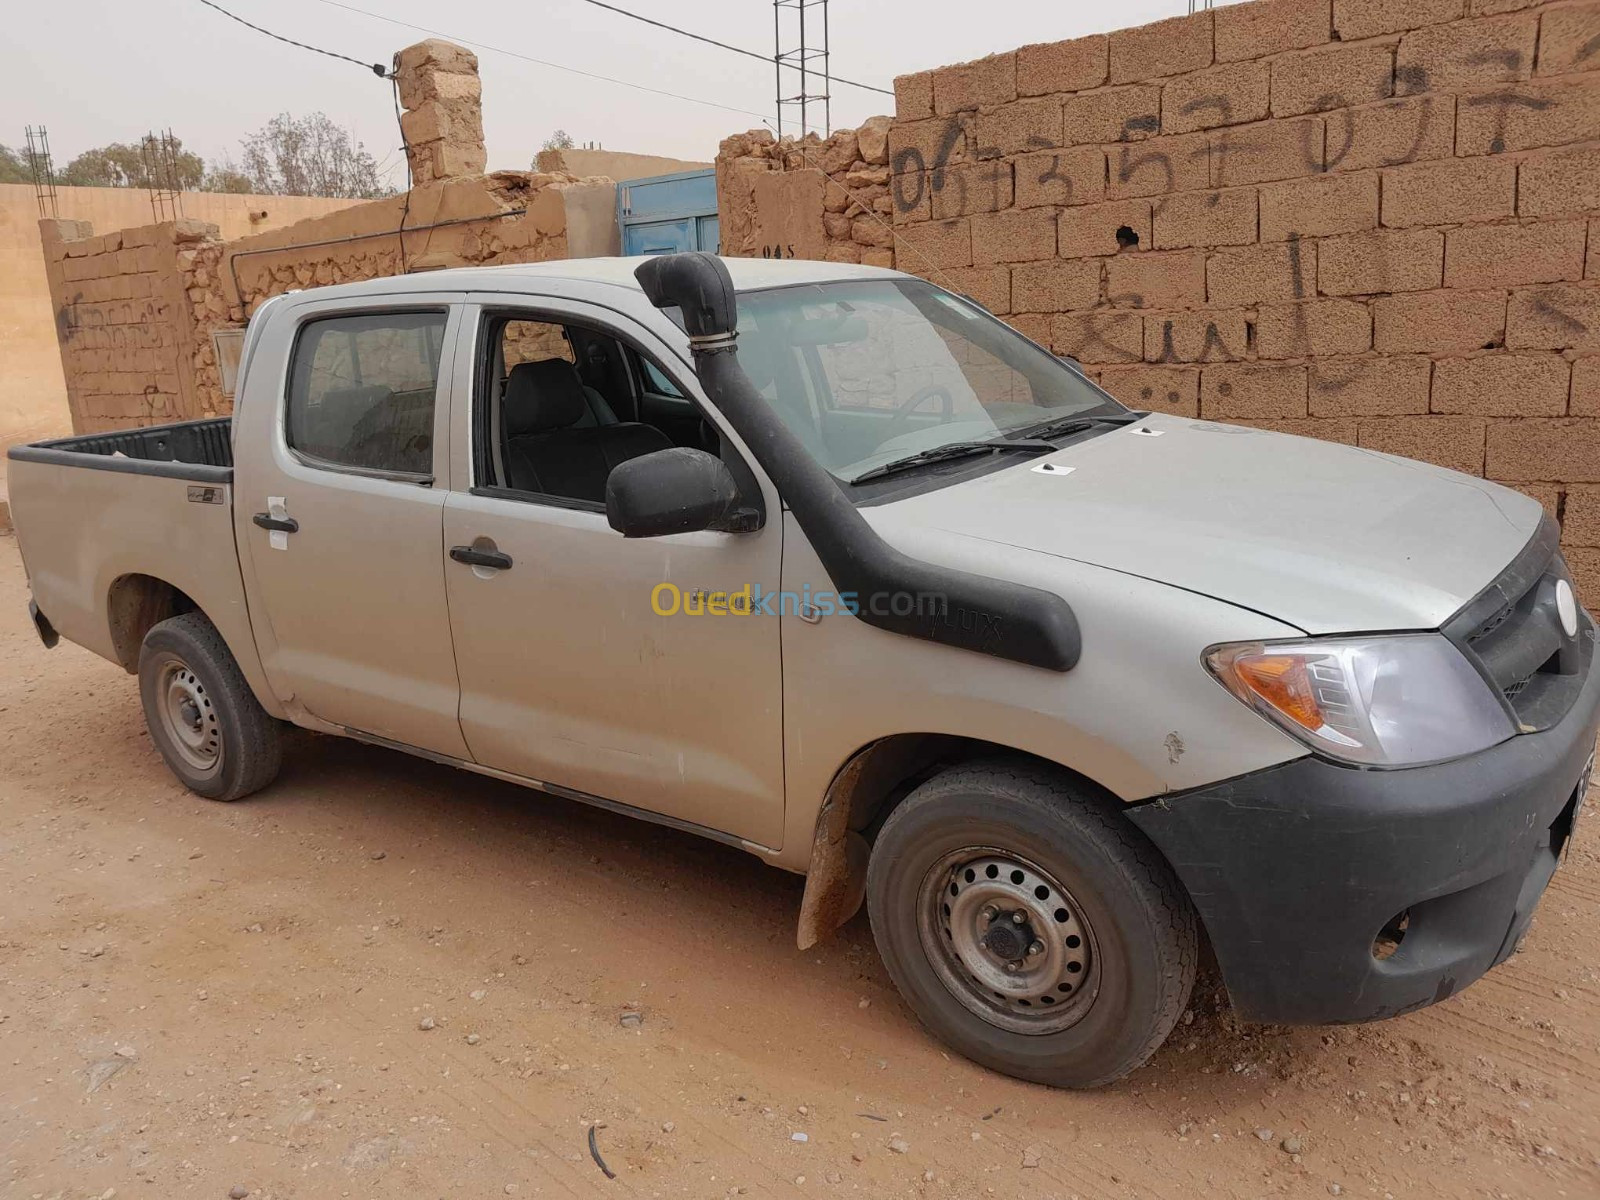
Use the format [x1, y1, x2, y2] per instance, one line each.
[7, 417, 233, 481]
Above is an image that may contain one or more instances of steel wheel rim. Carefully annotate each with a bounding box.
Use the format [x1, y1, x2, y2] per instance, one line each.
[916, 847, 1100, 1035]
[157, 659, 222, 773]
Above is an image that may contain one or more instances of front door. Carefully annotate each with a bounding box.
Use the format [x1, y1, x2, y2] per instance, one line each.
[439, 297, 785, 847]
[234, 297, 470, 759]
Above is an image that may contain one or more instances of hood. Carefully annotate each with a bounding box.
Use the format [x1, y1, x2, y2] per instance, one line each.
[870, 414, 1543, 634]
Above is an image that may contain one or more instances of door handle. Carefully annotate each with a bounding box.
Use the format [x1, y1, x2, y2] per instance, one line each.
[450, 545, 513, 571]
[252, 512, 299, 534]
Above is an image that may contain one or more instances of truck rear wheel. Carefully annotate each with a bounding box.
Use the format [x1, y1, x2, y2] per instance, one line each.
[866, 760, 1196, 1089]
[138, 612, 281, 802]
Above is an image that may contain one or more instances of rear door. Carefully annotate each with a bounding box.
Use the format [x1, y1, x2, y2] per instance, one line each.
[233, 294, 469, 758]
[438, 294, 786, 847]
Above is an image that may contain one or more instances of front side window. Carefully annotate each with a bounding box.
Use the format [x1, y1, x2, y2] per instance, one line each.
[731, 280, 1122, 480]
[286, 311, 447, 476]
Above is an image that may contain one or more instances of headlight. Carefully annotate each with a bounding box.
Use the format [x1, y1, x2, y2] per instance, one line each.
[1205, 634, 1516, 768]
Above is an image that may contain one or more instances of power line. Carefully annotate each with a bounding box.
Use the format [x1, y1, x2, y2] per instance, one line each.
[198, 0, 390, 77]
[570, 0, 893, 96]
[311, 0, 777, 121]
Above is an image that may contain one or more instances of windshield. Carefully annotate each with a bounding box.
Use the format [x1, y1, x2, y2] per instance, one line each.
[730, 279, 1124, 481]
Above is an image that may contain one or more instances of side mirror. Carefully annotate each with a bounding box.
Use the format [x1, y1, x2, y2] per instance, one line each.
[606, 448, 741, 538]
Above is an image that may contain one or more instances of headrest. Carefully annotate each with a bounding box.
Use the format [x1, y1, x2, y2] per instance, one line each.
[504, 359, 589, 436]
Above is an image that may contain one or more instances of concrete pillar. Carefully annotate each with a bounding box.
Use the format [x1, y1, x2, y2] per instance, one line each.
[395, 39, 487, 184]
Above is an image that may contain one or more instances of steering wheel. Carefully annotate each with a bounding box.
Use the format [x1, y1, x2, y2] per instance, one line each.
[879, 383, 954, 445]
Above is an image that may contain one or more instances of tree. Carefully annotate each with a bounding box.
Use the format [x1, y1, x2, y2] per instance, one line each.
[202, 159, 257, 195]
[235, 113, 391, 199]
[0, 145, 31, 184]
[57, 134, 205, 190]
[542, 129, 575, 151]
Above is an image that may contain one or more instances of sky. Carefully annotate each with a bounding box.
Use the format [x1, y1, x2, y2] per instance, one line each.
[5, 0, 1247, 187]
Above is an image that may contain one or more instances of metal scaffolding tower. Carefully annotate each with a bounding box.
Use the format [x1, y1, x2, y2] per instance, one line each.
[1187, 0, 1215, 12]
[23, 126, 58, 219]
[773, 0, 830, 139]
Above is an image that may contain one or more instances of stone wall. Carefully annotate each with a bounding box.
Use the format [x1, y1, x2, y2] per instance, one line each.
[716, 0, 1600, 597]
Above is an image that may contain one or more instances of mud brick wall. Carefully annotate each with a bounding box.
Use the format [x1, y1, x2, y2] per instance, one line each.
[886, 0, 1600, 593]
[38, 217, 220, 432]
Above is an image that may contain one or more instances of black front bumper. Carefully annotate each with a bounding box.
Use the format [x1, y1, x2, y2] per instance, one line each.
[1129, 629, 1600, 1026]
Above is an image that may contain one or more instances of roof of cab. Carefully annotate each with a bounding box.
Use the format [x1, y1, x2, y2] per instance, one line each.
[286, 255, 910, 302]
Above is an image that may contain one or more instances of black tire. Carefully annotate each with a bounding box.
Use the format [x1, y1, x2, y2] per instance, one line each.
[137, 611, 282, 801]
[866, 759, 1196, 1089]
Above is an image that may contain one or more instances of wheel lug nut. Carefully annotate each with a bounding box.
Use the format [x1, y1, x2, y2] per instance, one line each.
[1010, 912, 1026, 926]
[981, 905, 998, 923]
[1027, 940, 1044, 956]
[1003, 961, 1021, 974]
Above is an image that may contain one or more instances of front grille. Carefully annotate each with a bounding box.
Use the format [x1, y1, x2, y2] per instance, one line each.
[1443, 518, 1590, 732]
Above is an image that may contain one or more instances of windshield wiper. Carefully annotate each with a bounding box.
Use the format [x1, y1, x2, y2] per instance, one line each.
[1020, 410, 1146, 441]
[848, 438, 1056, 485]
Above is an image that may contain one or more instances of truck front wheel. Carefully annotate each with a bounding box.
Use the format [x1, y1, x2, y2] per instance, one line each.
[138, 612, 282, 802]
[866, 760, 1197, 1088]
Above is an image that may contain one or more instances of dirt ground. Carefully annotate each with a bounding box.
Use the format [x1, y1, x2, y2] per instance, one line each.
[1, 538, 1597, 1200]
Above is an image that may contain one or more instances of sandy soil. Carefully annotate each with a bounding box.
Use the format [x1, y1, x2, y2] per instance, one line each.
[1, 536, 1597, 1200]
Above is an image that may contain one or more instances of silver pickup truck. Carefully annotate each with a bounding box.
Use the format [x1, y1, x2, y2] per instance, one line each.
[9, 253, 1597, 1088]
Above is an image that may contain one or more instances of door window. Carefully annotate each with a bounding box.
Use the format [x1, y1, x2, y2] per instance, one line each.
[286, 311, 447, 476]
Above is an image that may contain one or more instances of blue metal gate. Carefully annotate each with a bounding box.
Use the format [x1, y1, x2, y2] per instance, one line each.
[617, 168, 719, 256]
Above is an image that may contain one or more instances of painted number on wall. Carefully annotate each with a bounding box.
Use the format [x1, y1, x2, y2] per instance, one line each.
[760, 244, 796, 259]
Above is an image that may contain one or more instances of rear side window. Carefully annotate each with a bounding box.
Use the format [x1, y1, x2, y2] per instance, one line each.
[286, 311, 447, 476]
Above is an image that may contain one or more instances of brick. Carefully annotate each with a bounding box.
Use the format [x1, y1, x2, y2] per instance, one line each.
[1565, 485, 1600, 544]
[1310, 355, 1432, 416]
[1319, 229, 1444, 295]
[938, 265, 1012, 315]
[1260, 172, 1379, 240]
[1106, 250, 1207, 309]
[1432, 352, 1570, 415]
[974, 98, 1062, 156]
[1097, 364, 1201, 415]
[1208, 240, 1316, 306]
[1145, 310, 1251, 362]
[1107, 134, 1211, 199]
[1014, 147, 1106, 209]
[895, 218, 971, 268]
[1592, 219, 1600, 279]
[1109, 12, 1213, 84]
[1011, 259, 1101, 311]
[887, 116, 969, 176]
[1017, 35, 1108, 96]
[1362, 415, 1487, 474]
[1256, 298, 1373, 357]
[1216, 0, 1331, 63]
[972, 208, 1057, 265]
[1507, 283, 1600, 350]
[1273, 43, 1395, 119]
[1373, 289, 1508, 352]
[1518, 147, 1600, 217]
[1444, 221, 1588, 289]
[1456, 78, 1600, 155]
[1051, 312, 1144, 363]
[1397, 15, 1538, 94]
[1062, 85, 1162, 145]
[1537, 3, 1600, 76]
[1576, 357, 1600, 414]
[933, 53, 1017, 114]
[1334, 0, 1463, 39]
[1006, 313, 1051, 344]
[895, 71, 934, 120]
[1163, 63, 1270, 134]
[1324, 95, 1455, 173]
[1470, 0, 1544, 10]
[1202, 363, 1308, 418]
[1060, 199, 1152, 258]
[1566, 547, 1600, 606]
[1212, 117, 1325, 186]
[930, 162, 1014, 219]
[1152, 188, 1258, 250]
[1382, 156, 1516, 228]
[1487, 417, 1600, 479]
